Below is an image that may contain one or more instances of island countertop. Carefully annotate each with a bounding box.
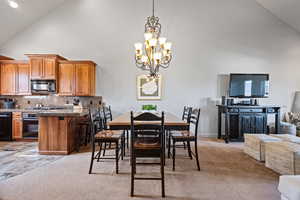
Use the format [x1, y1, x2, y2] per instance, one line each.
[36, 109, 89, 117]
[0, 108, 89, 117]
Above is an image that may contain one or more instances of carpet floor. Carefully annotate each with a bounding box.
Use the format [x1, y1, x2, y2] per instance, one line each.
[0, 138, 280, 200]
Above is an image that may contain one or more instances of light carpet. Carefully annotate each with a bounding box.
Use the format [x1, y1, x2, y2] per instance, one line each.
[0, 139, 280, 200]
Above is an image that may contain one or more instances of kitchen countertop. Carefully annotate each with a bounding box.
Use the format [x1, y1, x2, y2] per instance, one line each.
[0, 108, 89, 117]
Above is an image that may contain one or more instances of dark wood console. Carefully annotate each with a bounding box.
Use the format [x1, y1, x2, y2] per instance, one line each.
[217, 105, 281, 143]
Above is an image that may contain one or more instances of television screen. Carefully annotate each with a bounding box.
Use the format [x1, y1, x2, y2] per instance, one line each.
[229, 74, 269, 98]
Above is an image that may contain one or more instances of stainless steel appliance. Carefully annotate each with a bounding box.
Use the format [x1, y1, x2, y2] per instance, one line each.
[31, 80, 56, 94]
[22, 113, 38, 139]
[0, 112, 12, 141]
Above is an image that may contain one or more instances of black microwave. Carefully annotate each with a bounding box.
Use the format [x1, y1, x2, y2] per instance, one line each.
[31, 80, 56, 94]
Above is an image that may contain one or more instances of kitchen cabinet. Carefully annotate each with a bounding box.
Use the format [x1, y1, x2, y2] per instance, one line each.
[0, 61, 30, 95]
[17, 64, 31, 95]
[0, 63, 17, 95]
[12, 112, 22, 140]
[58, 61, 96, 96]
[0, 55, 13, 60]
[26, 54, 67, 80]
[58, 63, 75, 96]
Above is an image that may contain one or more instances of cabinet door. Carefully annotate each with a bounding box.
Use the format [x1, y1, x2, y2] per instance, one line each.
[0, 64, 17, 95]
[12, 112, 22, 139]
[58, 63, 75, 96]
[254, 114, 267, 133]
[30, 57, 43, 79]
[43, 58, 56, 79]
[17, 64, 31, 95]
[240, 115, 252, 135]
[75, 64, 91, 96]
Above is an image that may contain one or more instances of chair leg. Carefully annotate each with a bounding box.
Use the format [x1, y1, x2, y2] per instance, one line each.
[126, 130, 129, 149]
[116, 141, 119, 174]
[130, 154, 135, 196]
[172, 139, 176, 171]
[183, 142, 186, 149]
[194, 141, 200, 171]
[161, 152, 165, 197]
[168, 131, 171, 158]
[187, 141, 193, 160]
[121, 137, 124, 160]
[89, 143, 95, 174]
[103, 142, 107, 156]
[97, 142, 103, 162]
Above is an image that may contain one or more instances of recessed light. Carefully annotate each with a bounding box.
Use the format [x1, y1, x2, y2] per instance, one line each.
[8, 0, 18, 8]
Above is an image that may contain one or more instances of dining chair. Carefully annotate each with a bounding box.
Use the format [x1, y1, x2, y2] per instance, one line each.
[88, 108, 125, 174]
[171, 108, 201, 171]
[167, 106, 192, 158]
[101, 105, 128, 155]
[130, 111, 165, 197]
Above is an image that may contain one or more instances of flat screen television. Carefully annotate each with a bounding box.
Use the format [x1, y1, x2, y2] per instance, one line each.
[229, 73, 269, 98]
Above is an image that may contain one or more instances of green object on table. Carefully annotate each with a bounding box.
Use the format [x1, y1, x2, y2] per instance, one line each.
[142, 104, 157, 111]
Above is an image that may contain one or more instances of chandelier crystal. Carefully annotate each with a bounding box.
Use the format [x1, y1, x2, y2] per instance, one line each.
[134, 0, 172, 77]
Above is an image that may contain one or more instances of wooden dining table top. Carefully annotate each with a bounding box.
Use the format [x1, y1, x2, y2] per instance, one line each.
[108, 112, 188, 128]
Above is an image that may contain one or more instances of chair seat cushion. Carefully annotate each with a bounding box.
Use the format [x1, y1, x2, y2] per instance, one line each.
[134, 138, 160, 149]
[278, 175, 300, 200]
[95, 130, 122, 141]
[172, 130, 196, 141]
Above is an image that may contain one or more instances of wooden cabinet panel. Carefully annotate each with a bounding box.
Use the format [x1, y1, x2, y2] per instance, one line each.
[12, 112, 22, 139]
[39, 116, 75, 155]
[58, 63, 75, 95]
[75, 64, 91, 96]
[43, 58, 56, 79]
[17, 64, 31, 95]
[30, 58, 43, 79]
[0, 63, 17, 95]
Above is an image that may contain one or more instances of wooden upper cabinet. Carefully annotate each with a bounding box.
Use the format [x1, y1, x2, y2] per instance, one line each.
[43, 58, 56, 79]
[75, 63, 91, 96]
[26, 54, 67, 80]
[17, 64, 31, 95]
[0, 63, 17, 95]
[0, 55, 14, 60]
[30, 57, 43, 79]
[58, 61, 96, 96]
[58, 63, 75, 96]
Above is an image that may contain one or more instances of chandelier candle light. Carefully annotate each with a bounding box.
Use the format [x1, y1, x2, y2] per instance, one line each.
[134, 0, 172, 77]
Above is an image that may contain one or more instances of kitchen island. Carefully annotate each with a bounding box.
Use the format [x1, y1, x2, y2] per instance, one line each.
[37, 109, 89, 155]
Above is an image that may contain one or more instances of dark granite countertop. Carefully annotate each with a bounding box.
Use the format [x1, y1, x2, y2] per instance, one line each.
[36, 109, 88, 117]
[0, 108, 88, 117]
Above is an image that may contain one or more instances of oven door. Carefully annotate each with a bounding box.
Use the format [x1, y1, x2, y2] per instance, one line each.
[22, 118, 38, 139]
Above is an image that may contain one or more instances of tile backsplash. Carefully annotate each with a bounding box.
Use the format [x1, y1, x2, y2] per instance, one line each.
[0, 95, 102, 109]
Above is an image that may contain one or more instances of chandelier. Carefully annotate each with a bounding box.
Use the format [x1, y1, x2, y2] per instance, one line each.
[134, 0, 172, 77]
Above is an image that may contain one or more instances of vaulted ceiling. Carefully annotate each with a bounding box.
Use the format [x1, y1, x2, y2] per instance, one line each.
[0, 0, 300, 48]
[256, 0, 300, 33]
[0, 0, 66, 47]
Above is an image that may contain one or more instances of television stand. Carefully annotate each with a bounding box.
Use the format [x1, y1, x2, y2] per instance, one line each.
[217, 105, 280, 143]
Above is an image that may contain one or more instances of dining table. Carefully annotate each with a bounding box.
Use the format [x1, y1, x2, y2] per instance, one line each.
[108, 112, 189, 164]
[108, 112, 189, 131]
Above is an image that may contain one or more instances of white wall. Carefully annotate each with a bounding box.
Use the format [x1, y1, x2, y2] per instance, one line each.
[1, 0, 300, 136]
